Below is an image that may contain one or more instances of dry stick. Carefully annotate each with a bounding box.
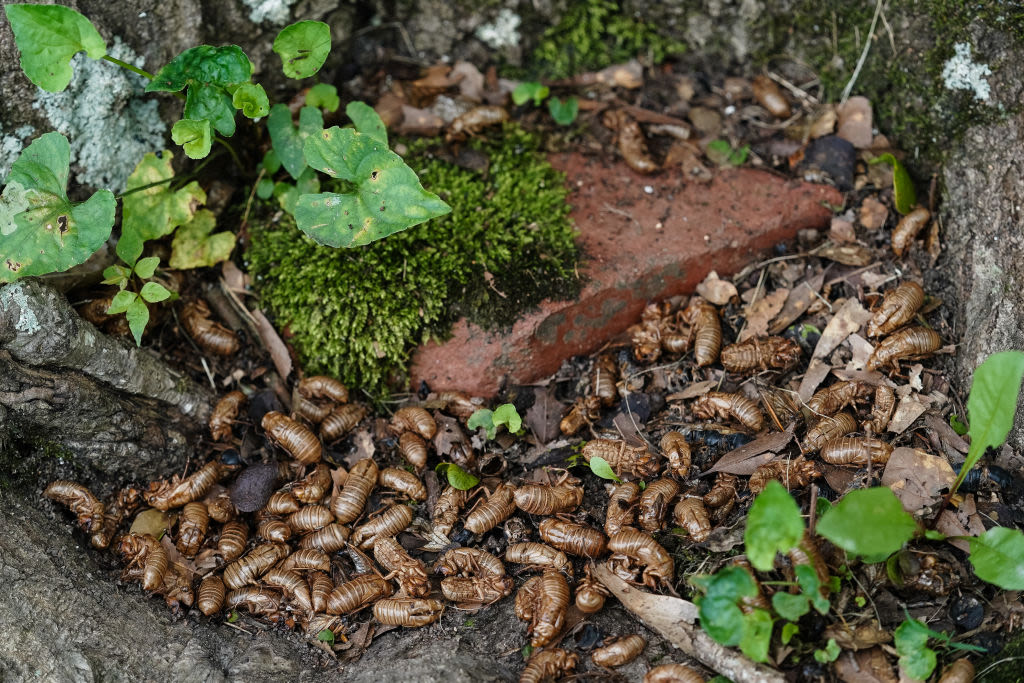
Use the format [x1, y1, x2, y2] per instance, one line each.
[840, 0, 883, 102]
[592, 564, 786, 683]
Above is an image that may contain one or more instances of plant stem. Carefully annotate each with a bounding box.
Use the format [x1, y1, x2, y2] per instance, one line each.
[215, 136, 244, 171]
[102, 55, 155, 81]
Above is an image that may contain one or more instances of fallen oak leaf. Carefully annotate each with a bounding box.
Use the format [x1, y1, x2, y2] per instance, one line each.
[709, 427, 795, 475]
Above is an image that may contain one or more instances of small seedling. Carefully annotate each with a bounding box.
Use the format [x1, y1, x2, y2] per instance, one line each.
[467, 404, 523, 440]
[706, 139, 750, 166]
[316, 628, 335, 645]
[869, 153, 916, 214]
[435, 462, 479, 490]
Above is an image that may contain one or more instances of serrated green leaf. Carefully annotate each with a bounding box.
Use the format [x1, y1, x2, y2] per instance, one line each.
[953, 351, 1024, 496]
[147, 45, 252, 92]
[296, 127, 451, 247]
[771, 591, 810, 621]
[548, 96, 579, 126]
[816, 487, 918, 558]
[588, 456, 622, 483]
[232, 82, 270, 118]
[169, 209, 235, 269]
[4, 4, 106, 92]
[968, 527, 1024, 589]
[745, 480, 805, 571]
[467, 409, 495, 439]
[437, 462, 479, 490]
[307, 83, 339, 112]
[267, 104, 324, 180]
[125, 298, 150, 345]
[739, 608, 773, 663]
[492, 403, 522, 434]
[133, 256, 160, 279]
[120, 151, 206, 265]
[1, 132, 115, 282]
[139, 281, 171, 303]
[273, 21, 331, 79]
[512, 82, 549, 107]
[869, 153, 917, 215]
[894, 619, 937, 681]
[171, 119, 213, 160]
[347, 101, 387, 145]
[107, 290, 137, 314]
[256, 177, 275, 200]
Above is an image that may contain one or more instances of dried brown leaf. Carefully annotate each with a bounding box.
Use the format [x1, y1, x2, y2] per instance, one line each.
[250, 308, 292, 380]
[859, 197, 889, 230]
[769, 273, 824, 335]
[710, 428, 794, 475]
[834, 647, 898, 683]
[696, 271, 738, 306]
[738, 289, 789, 341]
[880, 447, 954, 514]
[524, 386, 564, 444]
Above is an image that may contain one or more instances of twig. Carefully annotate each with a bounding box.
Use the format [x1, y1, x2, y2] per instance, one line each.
[840, 0, 884, 102]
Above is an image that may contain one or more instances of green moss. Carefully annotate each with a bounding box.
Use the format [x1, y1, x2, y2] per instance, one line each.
[246, 124, 580, 396]
[976, 628, 1024, 682]
[528, 0, 686, 79]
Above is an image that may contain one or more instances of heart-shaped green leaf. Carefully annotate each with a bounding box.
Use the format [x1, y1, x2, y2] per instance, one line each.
[1, 132, 115, 282]
[273, 21, 331, 79]
[119, 151, 206, 265]
[548, 96, 579, 126]
[169, 209, 236, 269]
[231, 82, 270, 119]
[347, 101, 388, 144]
[133, 256, 160, 279]
[745, 480, 805, 571]
[171, 119, 213, 160]
[306, 83, 339, 112]
[816, 487, 918, 559]
[296, 126, 450, 247]
[106, 290, 138, 315]
[5, 4, 106, 92]
[147, 45, 252, 92]
[267, 104, 324, 180]
[435, 462, 479, 490]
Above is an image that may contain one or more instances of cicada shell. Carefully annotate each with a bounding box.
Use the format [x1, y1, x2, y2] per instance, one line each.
[298, 375, 348, 404]
[225, 587, 282, 617]
[937, 658, 975, 683]
[144, 460, 227, 511]
[673, 497, 711, 542]
[197, 574, 225, 616]
[559, 395, 601, 436]
[291, 463, 332, 504]
[748, 458, 822, 495]
[820, 437, 894, 466]
[309, 571, 333, 613]
[692, 391, 764, 432]
[281, 548, 330, 573]
[659, 431, 692, 479]
[222, 542, 289, 590]
[538, 518, 607, 559]
[592, 634, 647, 668]
[326, 574, 392, 615]
[520, 648, 579, 683]
[375, 536, 431, 598]
[463, 483, 516, 535]
[44, 480, 105, 534]
[605, 481, 641, 537]
[91, 485, 142, 550]
[704, 473, 739, 508]
[434, 390, 480, 420]
[867, 326, 942, 372]
[505, 542, 571, 577]
[374, 597, 444, 627]
[432, 485, 469, 537]
[320, 403, 367, 442]
[446, 105, 509, 142]
[806, 381, 873, 419]
[263, 490, 300, 516]
[683, 299, 722, 367]
[864, 384, 895, 433]
[803, 411, 858, 452]
[721, 336, 802, 374]
[262, 411, 321, 465]
[332, 457, 378, 524]
[638, 479, 680, 532]
[592, 354, 619, 406]
[607, 529, 674, 588]
[391, 406, 437, 440]
[217, 520, 249, 562]
[440, 575, 513, 606]
[77, 295, 115, 327]
[397, 431, 429, 472]
[351, 504, 414, 549]
[256, 516, 292, 543]
[344, 543, 376, 574]
[287, 504, 334, 532]
[292, 394, 333, 425]
[760, 387, 801, 426]
[752, 74, 791, 118]
[527, 570, 570, 647]
[118, 533, 167, 592]
[514, 480, 583, 515]
[891, 207, 930, 257]
[644, 663, 706, 683]
[181, 299, 239, 355]
[437, 546, 506, 577]
[515, 576, 541, 623]
[206, 489, 235, 524]
[575, 564, 609, 613]
[788, 532, 831, 592]
[582, 439, 660, 479]
[264, 567, 313, 612]
[210, 390, 246, 441]
[631, 317, 663, 362]
[176, 502, 209, 557]
[868, 281, 925, 337]
[602, 109, 658, 174]
[297, 522, 350, 553]
[378, 467, 427, 501]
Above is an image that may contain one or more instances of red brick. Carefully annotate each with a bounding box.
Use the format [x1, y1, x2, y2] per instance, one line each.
[410, 153, 842, 396]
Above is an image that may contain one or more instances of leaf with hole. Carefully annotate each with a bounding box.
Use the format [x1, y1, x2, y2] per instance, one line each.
[0, 132, 115, 282]
[273, 21, 331, 79]
[169, 209, 236, 269]
[171, 119, 213, 160]
[267, 104, 324, 180]
[5, 3, 106, 92]
[296, 126, 450, 247]
[467, 409, 496, 439]
[745, 480, 804, 571]
[816, 487, 918, 559]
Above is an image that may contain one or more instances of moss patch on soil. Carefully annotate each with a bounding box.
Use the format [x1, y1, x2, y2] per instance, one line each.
[246, 124, 579, 395]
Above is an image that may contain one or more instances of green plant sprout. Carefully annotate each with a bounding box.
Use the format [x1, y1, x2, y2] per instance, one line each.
[706, 139, 750, 166]
[868, 153, 916, 214]
[511, 81, 579, 126]
[2, 3, 450, 343]
[467, 404, 524, 440]
[435, 462, 479, 490]
[894, 617, 984, 680]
